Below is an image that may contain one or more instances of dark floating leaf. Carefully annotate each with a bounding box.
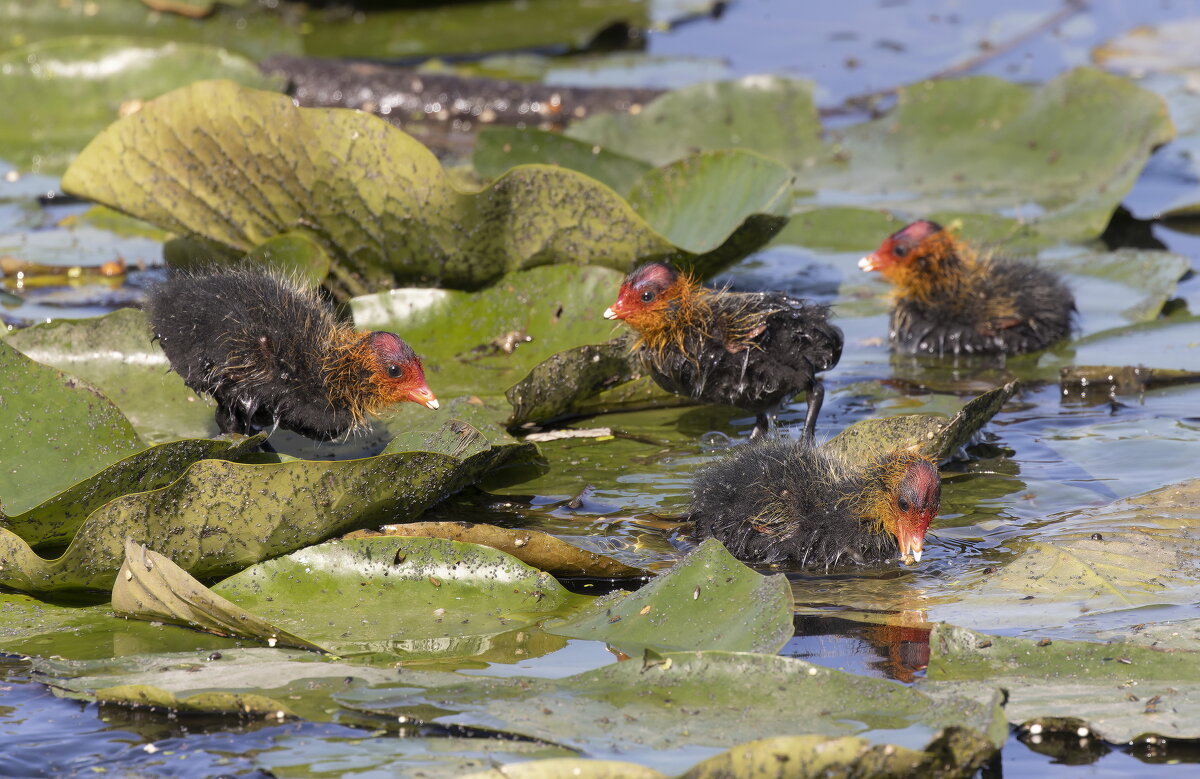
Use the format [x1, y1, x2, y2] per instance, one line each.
[1060, 364, 1200, 400]
[506, 336, 644, 429]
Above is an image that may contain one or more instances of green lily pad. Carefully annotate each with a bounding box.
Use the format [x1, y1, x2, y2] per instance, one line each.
[0, 417, 527, 593]
[336, 651, 1006, 757]
[569, 69, 1172, 242]
[7, 309, 218, 441]
[546, 539, 792, 654]
[474, 127, 652, 195]
[1060, 364, 1200, 400]
[826, 382, 1018, 465]
[62, 80, 782, 296]
[0, 36, 280, 175]
[348, 521, 652, 579]
[0, 338, 143, 516]
[925, 623, 1200, 742]
[351, 264, 626, 402]
[1041, 249, 1190, 327]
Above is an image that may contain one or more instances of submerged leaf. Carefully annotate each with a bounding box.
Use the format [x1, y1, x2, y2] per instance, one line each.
[926, 623, 1200, 742]
[546, 538, 793, 654]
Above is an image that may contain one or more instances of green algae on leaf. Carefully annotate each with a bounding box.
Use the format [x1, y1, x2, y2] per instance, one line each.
[546, 538, 792, 654]
[474, 127, 652, 195]
[925, 623, 1200, 742]
[62, 80, 782, 296]
[0, 36, 280, 175]
[506, 336, 644, 429]
[0, 418, 525, 593]
[0, 339, 143, 516]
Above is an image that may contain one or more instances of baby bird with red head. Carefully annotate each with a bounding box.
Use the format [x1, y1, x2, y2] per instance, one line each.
[691, 438, 940, 569]
[860, 220, 1075, 356]
[604, 262, 843, 440]
[147, 267, 438, 441]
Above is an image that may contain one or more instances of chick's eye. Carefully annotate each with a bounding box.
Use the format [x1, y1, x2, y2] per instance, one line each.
[897, 497, 910, 513]
[893, 245, 909, 258]
[386, 364, 402, 379]
[641, 290, 655, 303]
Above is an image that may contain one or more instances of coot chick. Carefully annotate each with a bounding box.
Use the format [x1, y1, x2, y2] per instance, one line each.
[691, 438, 940, 569]
[859, 220, 1075, 356]
[146, 267, 438, 440]
[602, 263, 843, 440]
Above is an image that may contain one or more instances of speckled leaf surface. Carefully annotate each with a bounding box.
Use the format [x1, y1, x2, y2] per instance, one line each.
[336, 651, 1006, 757]
[352, 265, 626, 401]
[7, 309, 218, 442]
[348, 522, 652, 579]
[61, 81, 778, 295]
[0, 418, 524, 593]
[546, 539, 792, 654]
[569, 69, 1172, 241]
[924, 623, 1200, 742]
[204, 536, 587, 661]
[0, 339, 143, 516]
[0, 36, 279, 175]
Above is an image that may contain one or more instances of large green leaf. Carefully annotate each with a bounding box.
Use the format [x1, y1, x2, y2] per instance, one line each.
[62, 80, 781, 296]
[474, 127, 652, 195]
[0, 338, 143, 516]
[546, 539, 792, 654]
[115, 536, 586, 662]
[0, 36, 280, 175]
[7, 308, 217, 441]
[567, 69, 1172, 241]
[0, 417, 528, 592]
[926, 623, 1200, 742]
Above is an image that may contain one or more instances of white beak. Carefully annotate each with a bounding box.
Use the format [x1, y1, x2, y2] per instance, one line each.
[602, 307, 618, 320]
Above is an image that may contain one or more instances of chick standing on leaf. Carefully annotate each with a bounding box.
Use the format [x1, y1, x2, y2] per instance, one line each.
[691, 438, 940, 569]
[602, 262, 843, 440]
[146, 267, 438, 441]
[859, 220, 1075, 356]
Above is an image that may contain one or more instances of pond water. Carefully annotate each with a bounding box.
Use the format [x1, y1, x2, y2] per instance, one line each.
[4, 0, 1200, 776]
